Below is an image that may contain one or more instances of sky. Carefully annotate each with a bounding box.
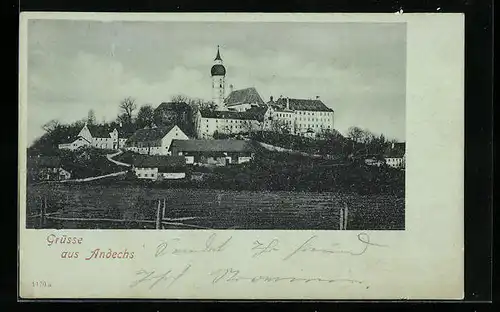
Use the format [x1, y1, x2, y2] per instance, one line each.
[26, 19, 406, 145]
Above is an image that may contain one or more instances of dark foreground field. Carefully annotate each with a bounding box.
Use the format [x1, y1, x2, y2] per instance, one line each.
[26, 183, 405, 230]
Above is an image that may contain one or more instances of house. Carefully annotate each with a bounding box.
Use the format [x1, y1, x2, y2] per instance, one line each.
[384, 142, 406, 169]
[27, 156, 71, 181]
[154, 101, 195, 136]
[58, 123, 128, 151]
[265, 96, 335, 138]
[224, 86, 266, 112]
[125, 125, 189, 155]
[170, 139, 255, 166]
[364, 156, 386, 167]
[195, 107, 266, 139]
[131, 155, 187, 181]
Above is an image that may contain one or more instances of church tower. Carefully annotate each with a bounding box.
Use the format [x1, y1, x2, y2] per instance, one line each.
[210, 46, 226, 110]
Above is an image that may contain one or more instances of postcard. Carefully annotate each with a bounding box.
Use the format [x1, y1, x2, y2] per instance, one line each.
[18, 12, 464, 300]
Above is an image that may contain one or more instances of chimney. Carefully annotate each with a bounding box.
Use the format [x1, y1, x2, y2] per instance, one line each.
[316, 95, 320, 100]
[229, 84, 234, 94]
[286, 97, 290, 110]
[270, 96, 274, 102]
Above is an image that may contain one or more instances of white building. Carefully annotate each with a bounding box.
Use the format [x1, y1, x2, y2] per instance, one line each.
[132, 155, 187, 181]
[265, 96, 335, 138]
[124, 125, 189, 155]
[196, 108, 266, 139]
[170, 139, 255, 166]
[202, 46, 335, 139]
[384, 142, 406, 169]
[58, 123, 128, 151]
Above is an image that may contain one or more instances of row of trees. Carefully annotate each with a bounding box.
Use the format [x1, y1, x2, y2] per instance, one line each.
[31, 94, 216, 154]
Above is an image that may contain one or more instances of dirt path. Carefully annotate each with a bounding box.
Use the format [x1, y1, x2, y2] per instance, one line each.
[106, 150, 131, 167]
[60, 171, 127, 182]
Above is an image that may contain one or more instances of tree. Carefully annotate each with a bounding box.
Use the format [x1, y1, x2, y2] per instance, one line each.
[42, 119, 61, 133]
[87, 109, 96, 125]
[269, 119, 290, 134]
[171, 94, 188, 103]
[136, 104, 155, 129]
[347, 126, 364, 143]
[118, 97, 137, 125]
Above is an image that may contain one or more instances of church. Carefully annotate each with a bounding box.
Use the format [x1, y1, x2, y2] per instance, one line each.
[196, 46, 335, 139]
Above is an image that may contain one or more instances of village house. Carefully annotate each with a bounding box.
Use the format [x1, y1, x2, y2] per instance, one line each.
[131, 155, 187, 181]
[27, 156, 71, 182]
[364, 155, 386, 167]
[384, 142, 406, 169]
[265, 96, 335, 138]
[125, 125, 189, 155]
[58, 123, 128, 151]
[170, 139, 255, 166]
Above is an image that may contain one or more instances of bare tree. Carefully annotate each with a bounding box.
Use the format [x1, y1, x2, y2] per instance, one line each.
[118, 97, 137, 124]
[347, 126, 364, 143]
[42, 119, 61, 133]
[87, 109, 96, 125]
[171, 94, 189, 103]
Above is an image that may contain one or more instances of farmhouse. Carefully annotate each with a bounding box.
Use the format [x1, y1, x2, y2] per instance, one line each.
[27, 156, 71, 181]
[58, 123, 128, 151]
[384, 142, 406, 169]
[170, 139, 255, 166]
[125, 125, 189, 155]
[131, 155, 187, 181]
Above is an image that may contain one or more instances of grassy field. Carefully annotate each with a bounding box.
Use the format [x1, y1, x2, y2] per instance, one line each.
[26, 183, 404, 230]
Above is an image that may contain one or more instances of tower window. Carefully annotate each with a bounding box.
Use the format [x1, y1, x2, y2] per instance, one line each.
[220, 84, 222, 88]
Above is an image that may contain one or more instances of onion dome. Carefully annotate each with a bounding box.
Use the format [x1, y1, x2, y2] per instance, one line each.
[211, 64, 226, 76]
[211, 45, 226, 76]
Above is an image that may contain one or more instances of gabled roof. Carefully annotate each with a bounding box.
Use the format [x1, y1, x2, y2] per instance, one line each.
[87, 124, 128, 138]
[126, 125, 178, 143]
[225, 87, 265, 106]
[273, 98, 333, 112]
[171, 139, 254, 153]
[27, 156, 61, 168]
[199, 107, 267, 122]
[132, 155, 186, 168]
[155, 101, 191, 112]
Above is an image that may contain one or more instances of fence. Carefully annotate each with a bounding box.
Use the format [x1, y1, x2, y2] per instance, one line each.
[27, 196, 350, 230]
[27, 197, 211, 230]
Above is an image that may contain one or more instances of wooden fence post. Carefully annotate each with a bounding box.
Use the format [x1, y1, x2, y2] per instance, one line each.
[343, 203, 349, 230]
[339, 206, 344, 230]
[161, 198, 166, 230]
[155, 199, 161, 230]
[40, 197, 46, 228]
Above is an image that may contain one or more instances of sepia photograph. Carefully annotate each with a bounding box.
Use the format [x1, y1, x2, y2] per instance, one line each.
[25, 19, 407, 231]
[19, 12, 467, 300]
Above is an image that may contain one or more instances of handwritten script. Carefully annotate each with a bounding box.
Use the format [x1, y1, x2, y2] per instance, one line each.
[131, 232, 387, 291]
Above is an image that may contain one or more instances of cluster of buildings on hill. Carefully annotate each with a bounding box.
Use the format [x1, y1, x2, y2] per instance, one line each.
[197, 46, 335, 139]
[27, 46, 404, 182]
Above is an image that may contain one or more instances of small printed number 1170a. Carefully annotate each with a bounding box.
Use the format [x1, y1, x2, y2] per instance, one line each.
[32, 281, 51, 287]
